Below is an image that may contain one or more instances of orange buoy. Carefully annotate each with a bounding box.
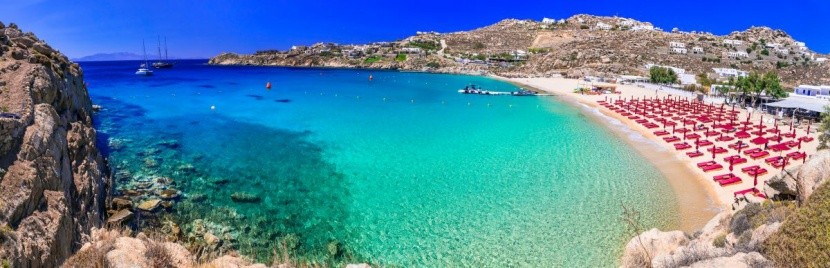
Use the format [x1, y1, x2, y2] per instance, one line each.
[369, 74, 373, 81]
[266, 82, 272, 89]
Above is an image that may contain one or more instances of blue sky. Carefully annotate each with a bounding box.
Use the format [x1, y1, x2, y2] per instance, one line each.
[2, 0, 828, 59]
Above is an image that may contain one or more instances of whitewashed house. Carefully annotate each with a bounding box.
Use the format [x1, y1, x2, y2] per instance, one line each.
[776, 48, 790, 54]
[765, 43, 781, 49]
[542, 17, 556, 24]
[669, 42, 686, 48]
[692, 46, 704, 54]
[596, 22, 613, 30]
[670, 47, 688, 54]
[631, 24, 654, 31]
[817, 57, 828, 63]
[727, 51, 749, 58]
[723, 39, 744, 46]
[619, 20, 635, 27]
[794, 85, 830, 97]
[713, 68, 748, 78]
[401, 47, 423, 54]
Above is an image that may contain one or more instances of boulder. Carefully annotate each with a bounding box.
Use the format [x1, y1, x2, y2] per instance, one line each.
[766, 150, 830, 202]
[686, 252, 772, 268]
[620, 228, 689, 267]
[137, 199, 162, 211]
[159, 189, 179, 199]
[107, 209, 133, 225]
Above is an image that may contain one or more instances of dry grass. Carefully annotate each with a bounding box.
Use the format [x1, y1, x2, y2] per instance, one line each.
[144, 240, 175, 268]
[764, 181, 830, 267]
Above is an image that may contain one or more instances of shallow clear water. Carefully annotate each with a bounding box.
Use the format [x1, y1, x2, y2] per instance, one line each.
[84, 60, 680, 267]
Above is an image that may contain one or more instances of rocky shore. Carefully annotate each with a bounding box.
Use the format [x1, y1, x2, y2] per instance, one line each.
[620, 149, 830, 267]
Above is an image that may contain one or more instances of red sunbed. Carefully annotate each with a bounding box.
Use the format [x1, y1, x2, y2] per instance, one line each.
[697, 160, 717, 167]
[734, 188, 756, 197]
[702, 164, 724, 172]
[750, 151, 770, 160]
[664, 137, 680, 143]
[741, 165, 760, 172]
[765, 156, 784, 163]
[718, 177, 742, 186]
[687, 151, 704, 158]
[714, 173, 736, 181]
[743, 148, 762, 155]
[654, 130, 670, 136]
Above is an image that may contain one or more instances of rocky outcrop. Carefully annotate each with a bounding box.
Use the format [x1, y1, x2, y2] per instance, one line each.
[765, 150, 830, 202]
[0, 22, 110, 266]
[622, 150, 830, 267]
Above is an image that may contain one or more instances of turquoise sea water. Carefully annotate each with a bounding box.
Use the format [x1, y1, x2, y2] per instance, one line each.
[83, 60, 680, 267]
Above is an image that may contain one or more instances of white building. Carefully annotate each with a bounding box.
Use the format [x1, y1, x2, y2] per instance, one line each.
[596, 22, 613, 30]
[727, 51, 749, 58]
[817, 57, 828, 63]
[776, 48, 790, 54]
[723, 39, 744, 46]
[794, 85, 830, 97]
[542, 17, 556, 24]
[400, 47, 423, 54]
[692, 46, 704, 54]
[712, 68, 749, 78]
[631, 24, 654, 31]
[619, 20, 635, 27]
[645, 64, 686, 74]
[670, 47, 688, 54]
[669, 42, 686, 48]
[679, 73, 697, 85]
[765, 43, 781, 49]
[794, 41, 806, 48]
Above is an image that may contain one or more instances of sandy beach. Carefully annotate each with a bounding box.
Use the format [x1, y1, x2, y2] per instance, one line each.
[502, 76, 820, 232]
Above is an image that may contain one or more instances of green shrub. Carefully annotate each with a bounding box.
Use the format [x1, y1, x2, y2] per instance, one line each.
[426, 61, 441, 68]
[580, 25, 590, 29]
[713, 233, 727, 248]
[395, 53, 406, 62]
[363, 56, 381, 64]
[764, 182, 830, 266]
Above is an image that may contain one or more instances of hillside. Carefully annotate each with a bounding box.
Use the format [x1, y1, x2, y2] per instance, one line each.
[209, 14, 830, 88]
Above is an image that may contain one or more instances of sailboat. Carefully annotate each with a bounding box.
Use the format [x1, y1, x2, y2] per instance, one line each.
[135, 40, 154, 76]
[152, 36, 174, 69]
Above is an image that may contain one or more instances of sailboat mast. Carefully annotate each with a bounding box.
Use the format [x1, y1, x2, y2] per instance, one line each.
[157, 36, 163, 62]
[164, 37, 169, 61]
[142, 39, 148, 65]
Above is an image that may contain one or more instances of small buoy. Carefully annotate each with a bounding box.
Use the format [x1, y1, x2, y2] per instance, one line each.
[369, 74, 373, 81]
[383, 97, 387, 102]
[266, 82, 271, 89]
[411, 99, 414, 103]
[210, 105, 216, 110]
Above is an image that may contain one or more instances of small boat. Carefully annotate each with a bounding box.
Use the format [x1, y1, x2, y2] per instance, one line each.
[152, 36, 174, 69]
[511, 89, 537, 96]
[458, 84, 492, 95]
[136, 40, 154, 76]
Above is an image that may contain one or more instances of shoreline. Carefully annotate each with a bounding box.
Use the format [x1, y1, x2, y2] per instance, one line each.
[497, 76, 724, 232]
[500, 76, 820, 233]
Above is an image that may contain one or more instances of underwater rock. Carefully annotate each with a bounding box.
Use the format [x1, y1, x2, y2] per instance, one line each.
[143, 158, 158, 168]
[108, 138, 126, 151]
[210, 178, 230, 185]
[155, 176, 174, 185]
[230, 192, 261, 203]
[161, 201, 174, 209]
[91, 104, 103, 112]
[137, 199, 162, 212]
[111, 197, 133, 210]
[159, 189, 180, 200]
[177, 164, 196, 173]
[107, 209, 133, 225]
[189, 193, 207, 203]
[157, 139, 180, 149]
[204, 232, 220, 246]
[114, 170, 132, 182]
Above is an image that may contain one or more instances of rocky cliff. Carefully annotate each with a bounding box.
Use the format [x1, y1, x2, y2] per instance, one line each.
[0, 22, 110, 266]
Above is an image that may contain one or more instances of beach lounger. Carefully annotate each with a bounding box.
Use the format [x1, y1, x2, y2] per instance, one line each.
[787, 152, 806, 160]
[743, 148, 762, 155]
[800, 136, 814, 142]
[644, 123, 659, 129]
[734, 188, 756, 197]
[663, 137, 680, 143]
[653, 130, 670, 136]
[716, 136, 735, 142]
[765, 156, 784, 164]
[750, 151, 770, 160]
[686, 151, 704, 158]
[696, 140, 713, 147]
[685, 133, 701, 140]
[714, 173, 736, 181]
[707, 147, 727, 154]
[674, 143, 692, 150]
[747, 168, 768, 176]
[702, 164, 723, 172]
[718, 177, 742, 186]
[697, 161, 717, 168]
[771, 161, 788, 169]
[741, 165, 760, 172]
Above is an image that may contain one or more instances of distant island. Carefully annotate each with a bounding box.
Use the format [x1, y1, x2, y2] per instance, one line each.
[73, 52, 144, 61]
[209, 14, 830, 88]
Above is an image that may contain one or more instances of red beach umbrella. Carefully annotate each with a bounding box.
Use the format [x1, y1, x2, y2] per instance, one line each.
[750, 136, 768, 145]
[798, 139, 802, 149]
[781, 157, 788, 171]
[737, 140, 743, 154]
